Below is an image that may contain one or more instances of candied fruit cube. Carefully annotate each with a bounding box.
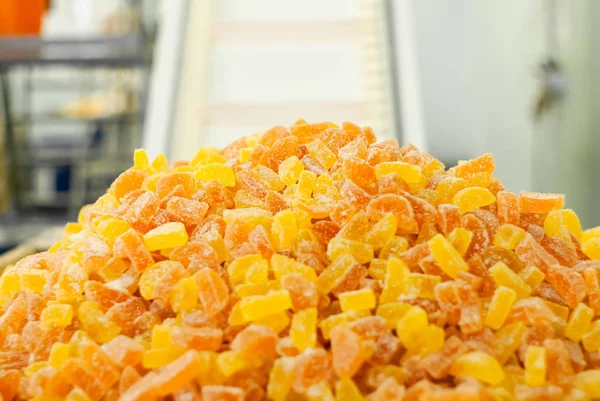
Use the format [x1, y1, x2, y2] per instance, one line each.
[519, 266, 545, 290]
[339, 288, 376, 312]
[195, 268, 229, 317]
[565, 303, 594, 342]
[335, 376, 364, 401]
[494, 224, 527, 249]
[306, 138, 338, 169]
[583, 238, 600, 260]
[396, 306, 428, 347]
[327, 237, 374, 264]
[272, 210, 298, 250]
[375, 161, 422, 184]
[525, 345, 547, 386]
[195, 163, 236, 187]
[519, 190, 565, 213]
[49, 342, 70, 369]
[447, 227, 473, 257]
[170, 277, 198, 312]
[489, 261, 531, 298]
[452, 187, 496, 214]
[40, 303, 73, 328]
[271, 253, 317, 283]
[428, 234, 468, 278]
[19, 269, 48, 293]
[143, 222, 188, 251]
[331, 324, 364, 377]
[239, 289, 292, 322]
[278, 156, 304, 186]
[544, 209, 582, 241]
[376, 302, 411, 329]
[291, 308, 318, 351]
[450, 351, 505, 385]
[485, 286, 517, 329]
[296, 170, 317, 200]
[582, 321, 600, 351]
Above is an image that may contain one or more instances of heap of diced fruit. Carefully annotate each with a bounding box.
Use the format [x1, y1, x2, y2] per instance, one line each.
[3, 120, 600, 401]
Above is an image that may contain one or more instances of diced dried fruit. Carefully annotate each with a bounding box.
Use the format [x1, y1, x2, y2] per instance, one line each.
[6, 121, 600, 400]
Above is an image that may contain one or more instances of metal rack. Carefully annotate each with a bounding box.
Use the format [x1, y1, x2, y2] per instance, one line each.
[0, 33, 152, 249]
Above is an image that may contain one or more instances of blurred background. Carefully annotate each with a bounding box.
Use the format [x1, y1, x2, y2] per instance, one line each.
[1, 0, 600, 255]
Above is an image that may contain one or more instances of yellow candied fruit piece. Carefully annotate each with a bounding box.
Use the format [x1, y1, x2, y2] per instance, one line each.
[151, 152, 169, 172]
[49, 342, 70, 369]
[519, 266, 545, 290]
[297, 170, 317, 200]
[379, 236, 409, 260]
[307, 380, 335, 401]
[428, 234, 469, 278]
[319, 310, 370, 340]
[306, 138, 338, 170]
[19, 269, 48, 293]
[380, 257, 410, 304]
[41, 303, 73, 328]
[447, 227, 473, 257]
[203, 230, 229, 263]
[291, 308, 318, 351]
[574, 370, 600, 398]
[339, 288, 376, 312]
[272, 210, 298, 250]
[544, 209, 583, 241]
[368, 258, 387, 280]
[195, 163, 235, 187]
[313, 173, 341, 200]
[489, 261, 531, 298]
[375, 161, 423, 183]
[223, 207, 273, 228]
[253, 165, 286, 191]
[64, 222, 82, 234]
[419, 324, 445, 357]
[335, 376, 365, 401]
[317, 254, 358, 294]
[94, 193, 118, 212]
[451, 351, 505, 385]
[565, 303, 594, 342]
[376, 302, 411, 329]
[246, 259, 269, 284]
[218, 350, 261, 377]
[78, 301, 121, 343]
[268, 357, 294, 401]
[583, 227, 600, 244]
[228, 254, 265, 286]
[327, 237, 374, 264]
[485, 286, 517, 330]
[495, 321, 527, 364]
[524, 345, 546, 386]
[170, 277, 198, 313]
[582, 321, 600, 352]
[452, 187, 496, 214]
[582, 238, 600, 260]
[271, 254, 317, 283]
[396, 306, 428, 347]
[133, 148, 150, 171]
[403, 273, 440, 300]
[142, 348, 180, 369]
[143, 222, 189, 251]
[190, 147, 226, 166]
[151, 324, 173, 349]
[278, 156, 304, 187]
[366, 214, 397, 250]
[95, 217, 131, 241]
[24, 361, 50, 378]
[239, 147, 252, 163]
[494, 224, 527, 249]
[254, 310, 290, 334]
[66, 388, 93, 401]
[543, 300, 570, 322]
[239, 289, 292, 322]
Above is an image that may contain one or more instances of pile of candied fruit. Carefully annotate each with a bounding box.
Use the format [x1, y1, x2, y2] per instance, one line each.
[5, 120, 600, 401]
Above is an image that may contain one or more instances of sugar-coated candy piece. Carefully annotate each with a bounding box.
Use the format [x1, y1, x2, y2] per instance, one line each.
[546, 264, 586, 308]
[290, 308, 318, 351]
[489, 261, 532, 298]
[339, 288, 376, 312]
[497, 190, 520, 225]
[428, 234, 469, 278]
[375, 161, 422, 184]
[494, 224, 527, 249]
[40, 303, 73, 328]
[485, 286, 517, 329]
[195, 268, 229, 317]
[331, 324, 364, 377]
[447, 227, 472, 257]
[450, 351, 505, 384]
[452, 187, 496, 214]
[143, 222, 188, 251]
[367, 194, 417, 232]
[525, 345, 547, 386]
[565, 303, 594, 342]
[519, 190, 565, 213]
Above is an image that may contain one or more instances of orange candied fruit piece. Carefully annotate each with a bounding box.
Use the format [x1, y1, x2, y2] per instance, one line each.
[518, 190, 565, 213]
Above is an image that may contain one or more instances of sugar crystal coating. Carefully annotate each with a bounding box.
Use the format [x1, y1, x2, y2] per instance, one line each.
[3, 122, 600, 400]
